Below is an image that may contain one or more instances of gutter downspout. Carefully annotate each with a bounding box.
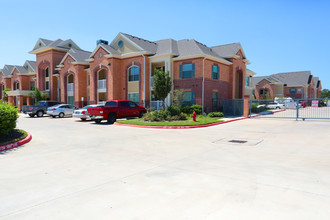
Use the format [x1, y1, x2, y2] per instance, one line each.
[142, 54, 146, 107]
[202, 57, 206, 113]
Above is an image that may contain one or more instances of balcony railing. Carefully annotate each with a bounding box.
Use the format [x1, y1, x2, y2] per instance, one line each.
[67, 83, 74, 91]
[98, 79, 106, 89]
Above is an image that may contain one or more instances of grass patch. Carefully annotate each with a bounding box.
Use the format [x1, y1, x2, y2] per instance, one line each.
[0, 129, 27, 146]
[117, 115, 223, 126]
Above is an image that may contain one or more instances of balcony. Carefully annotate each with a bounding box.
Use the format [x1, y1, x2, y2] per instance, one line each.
[98, 79, 106, 89]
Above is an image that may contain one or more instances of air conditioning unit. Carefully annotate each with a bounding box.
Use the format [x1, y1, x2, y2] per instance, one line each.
[96, 40, 108, 45]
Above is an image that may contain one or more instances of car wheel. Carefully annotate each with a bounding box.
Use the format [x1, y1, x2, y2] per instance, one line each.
[276, 107, 280, 109]
[107, 113, 117, 124]
[81, 118, 87, 121]
[139, 111, 146, 118]
[59, 112, 64, 118]
[95, 119, 101, 124]
[28, 114, 35, 117]
[52, 115, 56, 118]
[37, 111, 44, 117]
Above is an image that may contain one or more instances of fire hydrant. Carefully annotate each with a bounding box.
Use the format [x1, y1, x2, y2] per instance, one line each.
[192, 111, 197, 122]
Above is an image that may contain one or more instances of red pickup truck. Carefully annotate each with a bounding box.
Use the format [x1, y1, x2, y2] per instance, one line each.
[87, 100, 146, 124]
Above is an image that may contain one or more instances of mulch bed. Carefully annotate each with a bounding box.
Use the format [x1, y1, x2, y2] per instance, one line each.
[0, 129, 27, 146]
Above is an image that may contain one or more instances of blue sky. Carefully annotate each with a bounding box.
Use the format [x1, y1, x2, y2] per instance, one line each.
[0, 0, 329, 89]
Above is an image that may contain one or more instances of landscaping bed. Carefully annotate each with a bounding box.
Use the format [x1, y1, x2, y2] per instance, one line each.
[117, 115, 223, 126]
[0, 129, 27, 146]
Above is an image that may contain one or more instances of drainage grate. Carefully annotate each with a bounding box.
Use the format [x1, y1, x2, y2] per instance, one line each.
[228, 140, 247, 144]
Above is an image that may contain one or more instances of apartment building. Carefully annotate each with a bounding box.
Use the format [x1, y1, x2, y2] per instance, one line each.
[252, 71, 322, 99]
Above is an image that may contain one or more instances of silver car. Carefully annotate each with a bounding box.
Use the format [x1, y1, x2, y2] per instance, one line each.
[47, 104, 77, 118]
[73, 104, 103, 121]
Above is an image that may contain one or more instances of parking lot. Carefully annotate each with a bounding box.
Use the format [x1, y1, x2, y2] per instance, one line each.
[1, 115, 330, 219]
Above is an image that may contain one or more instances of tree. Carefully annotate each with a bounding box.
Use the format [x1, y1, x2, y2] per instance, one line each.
[152, 69, 172, 109]
[171, 89, 184, 107]
[2, 88, 11, 102]
[321, 89, 330, 98]
[29, 87, 48, 104]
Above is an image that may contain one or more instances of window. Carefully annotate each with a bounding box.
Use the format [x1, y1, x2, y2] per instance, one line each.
[14, 82, 19, 90]
[289, 88, 297, 94]
[128, 101, 138, 107]
[45, 68, 49, 77]
[212, 65, 219, 80]
[30, 81, 35, 90]
[45, 81, 50, 90]
[128, 93, 139, 103]
[179, 63, 195, 79]
[105, 101, 117, 107]
[128, 66, 139, 81]
[183, 91, 195, 106]
[246, 76, 250, 86]
[212, 92, 218, 108]
[118, 40, 124, 48]
[120, 101, 130, 107]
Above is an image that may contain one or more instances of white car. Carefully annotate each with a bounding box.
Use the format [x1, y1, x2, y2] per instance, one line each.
[73, 104, 103, 121]
[266, 102, 286, 109]
[47, 104, 77, 118]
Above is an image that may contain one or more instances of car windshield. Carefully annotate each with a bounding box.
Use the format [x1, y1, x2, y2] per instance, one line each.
[50, 104, 61, 108]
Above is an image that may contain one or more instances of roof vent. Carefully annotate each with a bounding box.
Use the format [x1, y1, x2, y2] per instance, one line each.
[97, 39, 108, 45]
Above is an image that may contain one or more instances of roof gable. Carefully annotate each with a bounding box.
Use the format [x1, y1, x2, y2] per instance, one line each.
[211, 43, 245, 59]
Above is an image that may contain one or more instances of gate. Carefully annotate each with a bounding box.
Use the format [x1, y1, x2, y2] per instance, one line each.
[249, 98, 330, 120]
[213, 98, 244, 117]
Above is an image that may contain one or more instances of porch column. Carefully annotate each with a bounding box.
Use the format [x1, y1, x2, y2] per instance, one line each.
[27, 96, 32, 105]
[8, 96, 14, 106]
[17, 95, 24, 111]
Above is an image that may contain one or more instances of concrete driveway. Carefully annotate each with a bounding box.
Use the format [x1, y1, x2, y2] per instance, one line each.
[1, 115, 330, 219]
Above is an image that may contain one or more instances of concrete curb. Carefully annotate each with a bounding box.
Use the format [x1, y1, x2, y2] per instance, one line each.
[114, 117, 247, 129]
[0, 132, 32, 152]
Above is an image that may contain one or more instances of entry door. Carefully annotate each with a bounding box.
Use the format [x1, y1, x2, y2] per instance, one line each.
[68, 96, 74, 105]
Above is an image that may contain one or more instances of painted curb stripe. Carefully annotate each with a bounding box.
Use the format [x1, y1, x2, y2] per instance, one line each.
[0, 133, 32, 152]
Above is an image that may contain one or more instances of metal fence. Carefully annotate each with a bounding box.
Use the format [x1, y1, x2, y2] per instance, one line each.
[250, 98, 330, 120]
[212, 98, 244, 116]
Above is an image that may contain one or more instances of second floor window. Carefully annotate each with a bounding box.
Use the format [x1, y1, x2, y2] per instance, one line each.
[30, 81, 35, 90]
[179, 63, 195, 79]
[246, 76, 250, 86]
[212, 65, 219, 80]
[128, 66, 139, 81]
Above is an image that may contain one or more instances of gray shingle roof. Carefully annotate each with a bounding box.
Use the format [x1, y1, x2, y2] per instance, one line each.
[26, 60, 36, 72]
[67, 49, 92, 63]
[14, 65, 28, 74]
[175, 39, 232, 63]
[1, 65, 15, 76]
[154, 39, 179, 56]
[272, 71, 311, 87]
[101, 44, 121, 55]
[120, 33, 158, 54]
[211, 43, 242, 58]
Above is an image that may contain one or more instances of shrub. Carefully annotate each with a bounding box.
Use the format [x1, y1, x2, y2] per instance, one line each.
[191, 105, 202, 114]
[208, 112, 224, 118]
[0, 103, 18, 136]
[180, 105, 202, 114]
[168, 105, 181, 116]
[142, 110, 187, 121]
[251, 103, 267, 113]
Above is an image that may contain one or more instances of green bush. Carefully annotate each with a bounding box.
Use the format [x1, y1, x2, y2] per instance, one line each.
[251, 103, 267, 113]
[180, 105, 202, 114]
[143, 110, 187, 121]
[0, 103, 18, 136]
[168, 105, 181, 116]
[208, 112, 224, 117]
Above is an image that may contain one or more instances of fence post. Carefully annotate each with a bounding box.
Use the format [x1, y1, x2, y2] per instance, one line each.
[243, 95, 250, 118]
[296, 100, 299, 121]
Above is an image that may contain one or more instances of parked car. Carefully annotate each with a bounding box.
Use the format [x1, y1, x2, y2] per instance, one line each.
[87, 100, 146, 124]
[22, 101, 60, 117]
[299, 101, 307, 108]
[47, 104, 77, 118]
[73, 104, 104, 121]
[257, 102, 285, 110]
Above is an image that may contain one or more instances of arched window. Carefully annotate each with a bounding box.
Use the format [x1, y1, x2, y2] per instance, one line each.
[128, 66, 139, 81]
[14, 82, 20, 90]
[45, 67, 50, 90]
